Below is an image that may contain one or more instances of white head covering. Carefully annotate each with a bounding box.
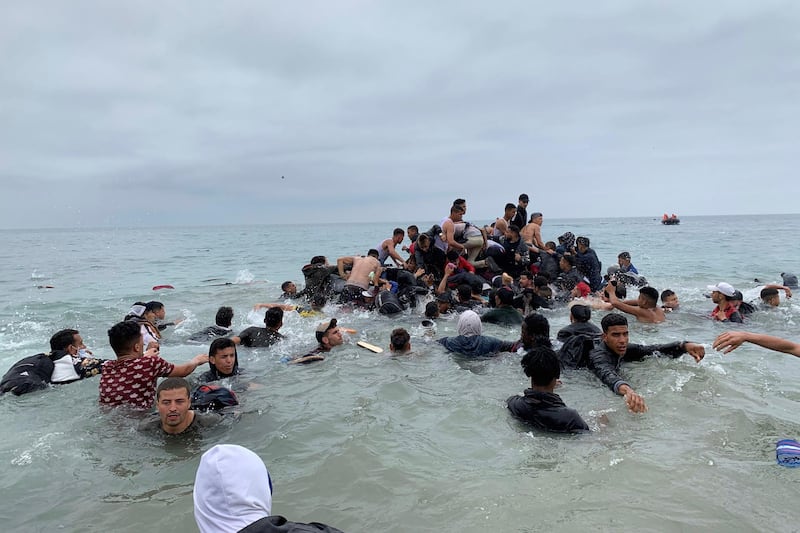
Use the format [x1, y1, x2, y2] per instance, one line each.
[194, 444, 273, 533]
[457, 310, 482, 337]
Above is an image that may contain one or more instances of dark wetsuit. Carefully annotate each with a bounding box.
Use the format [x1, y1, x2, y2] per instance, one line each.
[188, 325, 233, 342]
[238, 327, 284, 348]
[588, 341, 686, 394]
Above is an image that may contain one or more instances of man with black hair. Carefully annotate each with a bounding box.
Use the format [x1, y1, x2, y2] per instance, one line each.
[99, 320, 208, 409]
[235, 307, 285, 348]
[520, 313, 551, 351]
[337, 249, 383, 305]
[198, 338, 243, 383]
[146, 300, 184, 331]
[575, 237, 603, 292]
[557, 304, 601, 342]
[279, 281, 300, 299]
[138, 377, 221, 435]
[297, 255, 338, 301]
[606, 285, 666, 324]
[588, 313, 705, 413]
[507, 345, 589, 433]
[188, 306, 235, 342]
[481, 287, 523, 326]
[661, 289, 680, 311]
[1, 328, 106, 395]
[376, 227, 407, 268]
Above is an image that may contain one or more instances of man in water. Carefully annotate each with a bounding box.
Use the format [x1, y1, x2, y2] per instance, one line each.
[288, 318, 344, 364]
[197, 338, 243, 383]
[279, 281, 300, 299]
[713, 331, 800, 357]
[758, 284, 792, 308]
[661, 289, 680, 311]
[147, 300, 184, 331]
[297, 255, 338, 301]
[438, 310, 518, 357]
[188, 306, 235, 342]
[708, 282, 743, 322]
[605, 285, 666, 324]
[481, 287, 523, 326]
[575, 237, 603, 292]
[99, 320, 208, 409]
[588, 313, 705, 413]
[138, 377, 221, 435]
[337, 249, 383, 305]
[617, 252, 639, 274]
[235, 307, 285, 348]
[389, 328, 412, 354]
[1, 328, 106, 395]
[507, 345, 589, 433]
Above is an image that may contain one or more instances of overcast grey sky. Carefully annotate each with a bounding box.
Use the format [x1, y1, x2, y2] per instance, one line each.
[2, 1, 799, 228]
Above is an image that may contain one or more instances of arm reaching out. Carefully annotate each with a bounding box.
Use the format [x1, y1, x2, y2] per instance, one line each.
[713, 331, 800, 357]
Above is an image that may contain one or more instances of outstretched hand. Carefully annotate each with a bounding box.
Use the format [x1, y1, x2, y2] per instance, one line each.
[712, 331, 747, 354]
[684, 342, 705, 362]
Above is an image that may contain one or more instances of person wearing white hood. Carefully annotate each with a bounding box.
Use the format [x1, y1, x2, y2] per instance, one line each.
[194, 444, 345, 533]
[436, 310, 519, 357]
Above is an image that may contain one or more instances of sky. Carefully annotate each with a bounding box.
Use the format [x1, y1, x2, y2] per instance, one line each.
[2, 1, 799, 229]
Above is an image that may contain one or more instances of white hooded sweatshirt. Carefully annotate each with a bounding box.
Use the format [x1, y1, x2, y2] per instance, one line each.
[194, 444, 273, 533]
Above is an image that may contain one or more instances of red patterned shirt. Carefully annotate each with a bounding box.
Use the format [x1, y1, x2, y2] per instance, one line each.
[99, 355, 175, 409]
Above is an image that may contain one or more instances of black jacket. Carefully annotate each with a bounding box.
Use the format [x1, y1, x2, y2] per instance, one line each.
[239, 516, 344, 533]
[0, 353, 56, 395]
[507, 389, 589, 433]
[588, 341, 685, 393]
[557, 322, 601, 342]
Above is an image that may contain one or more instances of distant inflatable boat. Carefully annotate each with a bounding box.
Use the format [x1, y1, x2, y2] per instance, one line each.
[661, 214, 680, 225]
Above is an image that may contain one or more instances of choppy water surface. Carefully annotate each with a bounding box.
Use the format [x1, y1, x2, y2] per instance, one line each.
[1, 215, 799, 532]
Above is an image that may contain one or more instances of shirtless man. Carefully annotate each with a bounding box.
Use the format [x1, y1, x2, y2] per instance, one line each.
[441, 204, 487, 268]
[605, 284, 665, 324]
[337, 250, 383, 304]
[520, 212, 546, 252]
[376, 228, 406, 268]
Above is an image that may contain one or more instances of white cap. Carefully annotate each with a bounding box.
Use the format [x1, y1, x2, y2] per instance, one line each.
[707, 282, 735, 297]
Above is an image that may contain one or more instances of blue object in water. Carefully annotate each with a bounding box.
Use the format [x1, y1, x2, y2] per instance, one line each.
[776, 439, 800, 467]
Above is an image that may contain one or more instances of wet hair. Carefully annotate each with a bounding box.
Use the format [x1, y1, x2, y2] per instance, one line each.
[456, 284, 472, 302]
[156, 377, 191, 401]
[393, 227, 405, 237]
[496, 288, 514, 306]
[520, 345, 561, 385]
[614, 283, 627, 299]
[561, 254, 576, 268]
[507, 225, 520, 235]
[281, 280, 294, 291]
[50, 329, 79, 351]
[215, 306, 234, 328]
[639, 286, 659, 305]
[504, 203, 516, 211]
[390, 328, 411, 352]
[533, 275, 549, 288]
[108, 320, 142, 355]
[209, 337, 236, 358]
[522, 313, 551, 348]
[545, 241, 556, 251]
[601, 313, 628, 332]
[367, 249, 379, 258]
[760, 287, 779, 300]
[310, 255, 326, 265]
[425, 301, 440, 318]
[569, 305, 591, 323]
[618, 251, 631, 260]
[446, 250, 460, 262]
[660, 289, 675, 302]
[264, 307, 284, 328]
[145, 301, 164, 313]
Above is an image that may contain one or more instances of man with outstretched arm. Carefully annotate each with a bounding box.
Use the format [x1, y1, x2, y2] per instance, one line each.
[588, 313, 705, 413]
[713, 331, 800, 357]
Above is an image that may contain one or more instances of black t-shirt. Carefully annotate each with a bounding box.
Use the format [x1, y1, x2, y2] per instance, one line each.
[238, 327, 283, 348]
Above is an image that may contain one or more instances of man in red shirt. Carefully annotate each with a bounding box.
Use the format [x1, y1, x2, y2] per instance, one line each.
[708, 282, 743, 323]
[99, 320, 208, 410]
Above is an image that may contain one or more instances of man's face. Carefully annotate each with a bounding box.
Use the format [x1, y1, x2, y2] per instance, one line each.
[710, 291, 723, 304]
[393, 233, 405, 245]
[618, 257, 630, 268]
[285, 282, 297, 294]
[519, 276, 532, 289]
[602, 325, 629, 356]
[505, 207, 516, 220]
[764, 294, 780, 307]
[451, 210, 463, 222]
[663, 294, 679, 309]
[157, 388, 191, 429]
[210, 347, 236, 375]
[407, 227, 419, 239]
[322, 327, 343, 348]
[533, 215, 543, 225]
[519, 199, 528, 209]
[559, 257, 570, 272]
[155, 307, 166, 320]
[69, 334, 86, 355]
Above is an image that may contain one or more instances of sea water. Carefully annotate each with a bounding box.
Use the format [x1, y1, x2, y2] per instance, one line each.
[1, 215, 799, 532]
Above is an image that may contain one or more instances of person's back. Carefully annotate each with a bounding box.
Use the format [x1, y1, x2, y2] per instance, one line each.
[438, 310, 517, 357]
[507, 346, 589, 433]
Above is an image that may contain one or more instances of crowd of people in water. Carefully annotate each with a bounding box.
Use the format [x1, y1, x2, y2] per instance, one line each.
[3, 193, 800, 530]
